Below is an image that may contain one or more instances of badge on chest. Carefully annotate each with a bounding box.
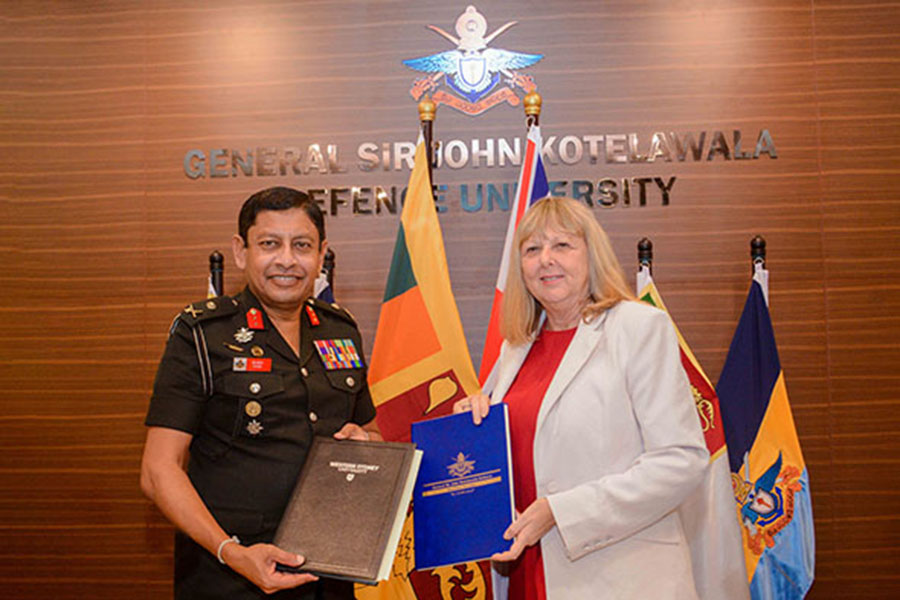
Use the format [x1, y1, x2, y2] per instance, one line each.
[313, 338, 362, 370]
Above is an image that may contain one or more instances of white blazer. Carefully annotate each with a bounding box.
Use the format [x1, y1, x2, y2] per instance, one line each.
[491, 300, 708, 599]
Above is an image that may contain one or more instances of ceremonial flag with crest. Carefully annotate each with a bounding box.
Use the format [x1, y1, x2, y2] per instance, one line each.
[356, 135, 489, 600]
[478, 124, 548, 394]
[716, 264, 815, 600]
[637, 266, 750, 600]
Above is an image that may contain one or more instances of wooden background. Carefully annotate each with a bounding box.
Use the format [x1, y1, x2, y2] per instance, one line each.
[1, 0, 898, 597]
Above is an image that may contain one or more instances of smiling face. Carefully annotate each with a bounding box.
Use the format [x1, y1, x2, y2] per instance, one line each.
[232, 208, 327, 314]
[519, 225, 590, 329]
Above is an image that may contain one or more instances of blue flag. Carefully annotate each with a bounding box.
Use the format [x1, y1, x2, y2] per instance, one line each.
[716, 266, 815, 600]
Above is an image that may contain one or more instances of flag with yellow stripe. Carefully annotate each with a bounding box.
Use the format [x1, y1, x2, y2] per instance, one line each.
[716, 264, 814, 600]
[356, 136, 490, 599]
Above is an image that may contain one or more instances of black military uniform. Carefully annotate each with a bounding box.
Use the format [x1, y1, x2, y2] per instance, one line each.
[145, 288, 376, 600]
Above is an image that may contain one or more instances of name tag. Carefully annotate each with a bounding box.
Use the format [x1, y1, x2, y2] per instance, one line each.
[233, 357, 272, 372]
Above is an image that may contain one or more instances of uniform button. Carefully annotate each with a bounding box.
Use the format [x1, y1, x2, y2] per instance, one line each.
[249, 382, 261, 394]
[345, 376, 355, 387]
[309, 411, 318, 423]
[300, 367, 309, 377]
[205, 300, 217, 310]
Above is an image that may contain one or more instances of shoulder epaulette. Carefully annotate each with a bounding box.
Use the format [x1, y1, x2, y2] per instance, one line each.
[178, 296, 240, 327]
[308, 297, 357, 326]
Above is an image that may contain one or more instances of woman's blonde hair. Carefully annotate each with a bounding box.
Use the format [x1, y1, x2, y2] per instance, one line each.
[500, 196, 635, 345]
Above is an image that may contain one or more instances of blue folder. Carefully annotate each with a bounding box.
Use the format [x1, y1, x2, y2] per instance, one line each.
[411, 404, 515, 569]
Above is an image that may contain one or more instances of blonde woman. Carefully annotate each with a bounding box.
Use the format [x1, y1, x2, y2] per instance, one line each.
[455, 197, 707, 599]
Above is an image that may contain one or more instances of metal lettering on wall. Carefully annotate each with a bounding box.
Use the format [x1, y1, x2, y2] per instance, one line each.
[182, 129, 777, 215]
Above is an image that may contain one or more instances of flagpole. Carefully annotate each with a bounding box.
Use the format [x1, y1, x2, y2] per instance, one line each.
[418, 95, 436, 202]
[750, 234, 766, 272]
[208, 250, 223, 297]
[637, 237, 653, 274]
[323, 247, 335, 289]
[524, 90, 541, 128]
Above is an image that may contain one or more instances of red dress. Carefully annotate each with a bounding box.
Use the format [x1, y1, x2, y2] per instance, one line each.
[503, 327, 577, 600]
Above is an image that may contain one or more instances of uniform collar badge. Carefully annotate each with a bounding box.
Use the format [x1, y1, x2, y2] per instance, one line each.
[246, 308, 265, 330]
[305, 305, 320, 327]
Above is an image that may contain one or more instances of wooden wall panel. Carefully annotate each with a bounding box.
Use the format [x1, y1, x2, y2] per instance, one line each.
[1, 0, 898, 598]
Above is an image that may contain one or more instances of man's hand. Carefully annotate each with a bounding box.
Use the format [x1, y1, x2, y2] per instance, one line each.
[222, 542, 318, 594]
[491, 498, 556, 562]
[333, 422, 371, 441]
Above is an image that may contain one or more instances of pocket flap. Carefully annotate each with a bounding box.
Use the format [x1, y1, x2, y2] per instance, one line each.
[324, 369, 364, 393]
[221, 373, 284, 399]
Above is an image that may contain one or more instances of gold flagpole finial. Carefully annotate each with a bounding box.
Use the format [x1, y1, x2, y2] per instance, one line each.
[524, 90, 542, 117]
[418, 96, 436, 122]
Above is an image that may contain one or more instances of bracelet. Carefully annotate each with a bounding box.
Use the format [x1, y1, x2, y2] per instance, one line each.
[216, 535, 240, 565]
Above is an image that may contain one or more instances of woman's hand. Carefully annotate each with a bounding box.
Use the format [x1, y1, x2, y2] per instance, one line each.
[491, 498, 556, 562]
[452, 393, 492, 425]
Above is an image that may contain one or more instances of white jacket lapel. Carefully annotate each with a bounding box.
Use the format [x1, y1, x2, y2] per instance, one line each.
[492, 340, 531, 403]
[535, 312, 608, 435]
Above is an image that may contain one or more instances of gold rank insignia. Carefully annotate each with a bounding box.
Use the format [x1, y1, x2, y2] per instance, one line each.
[183, 304, 203, 318]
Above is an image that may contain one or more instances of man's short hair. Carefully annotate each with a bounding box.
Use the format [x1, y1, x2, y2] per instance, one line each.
[237, 187, 325, 246]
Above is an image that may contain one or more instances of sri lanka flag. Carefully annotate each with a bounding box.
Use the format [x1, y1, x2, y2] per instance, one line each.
[367, 135, 480, 440]
[637, 265, 750, 600]
[478, 124, 548, 394]
[717, 264, 815, 600]
[356, 135, 488, 600]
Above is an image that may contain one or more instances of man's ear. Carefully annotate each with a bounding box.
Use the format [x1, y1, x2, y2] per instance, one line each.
[232, 234, 247, 270]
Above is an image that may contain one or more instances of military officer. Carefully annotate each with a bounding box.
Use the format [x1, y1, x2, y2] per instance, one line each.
[141, 187, 381, 599]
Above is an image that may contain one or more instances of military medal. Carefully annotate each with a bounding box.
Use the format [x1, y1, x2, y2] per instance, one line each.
[233, 357, 272, 372]
[234, 327, 254, 343]
[246, 308, 264, 330]
[314, 338, 363, 370]
[246, 419, 263, 435]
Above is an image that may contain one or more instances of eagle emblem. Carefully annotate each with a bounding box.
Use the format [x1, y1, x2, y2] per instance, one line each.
[732, 451, 805, 555]
[402, 5, 543, 115]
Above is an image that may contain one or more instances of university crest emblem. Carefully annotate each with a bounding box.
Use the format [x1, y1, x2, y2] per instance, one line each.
[732, 452, 805, 555]
[402, 5, 543, 116]
[447, 452, 476, 478]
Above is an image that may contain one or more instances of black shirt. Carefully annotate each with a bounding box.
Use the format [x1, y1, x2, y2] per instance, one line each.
[146, 288, 376, 599]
